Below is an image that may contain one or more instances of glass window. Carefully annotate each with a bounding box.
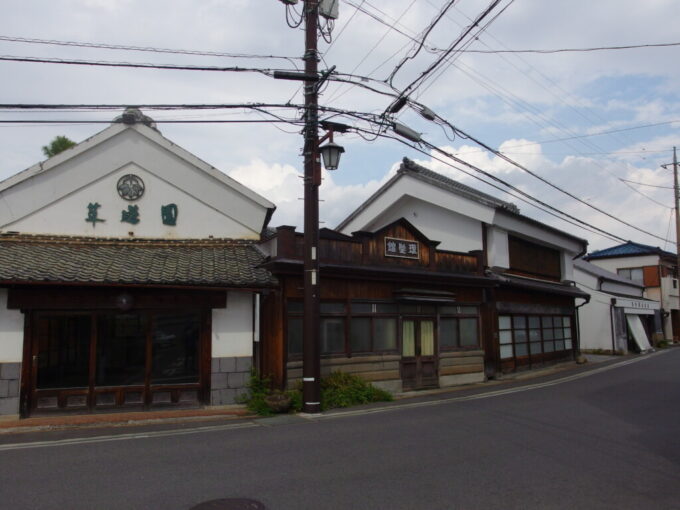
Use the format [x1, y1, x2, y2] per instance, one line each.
[565, 339, 573, 350]
[630, 268, 644, 284]
[402, 320, 415, 357]
[152, 312, 200, 384]
[544, 340, 555, 352]
[374, 318, 397, 351]
[440, 318, 459, 349]
[529, 316, 540, 328]
[513, 316, 526, 329]
[97, 313, 146, 386]
[320, 302, 346, 314]
[351, 302, 373, 314]
[287, 301, 303, 314]
[530, 342, 542, 354]
[350, 318, 371, 353]
[529, 328, 541, 341]
[499, 316, 512, 329]
[514, 329, 528, 342]
[499, 330, 513, 344]
[515, 343, 529, 357]
[500, 345, 513, 359]
[460, 318, 478, 347]
[555, 340, 565, 351]
[376, 303, 398, 314]
[37, 315, 91, 390]
[542, 316, 553, 328]
[321, 318, 345, 354]
[287, 317, 302, 355]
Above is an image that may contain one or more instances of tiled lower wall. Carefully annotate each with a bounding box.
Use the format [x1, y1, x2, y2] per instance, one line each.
[210, 356, 252, 406]
[0, 362, 20, 416]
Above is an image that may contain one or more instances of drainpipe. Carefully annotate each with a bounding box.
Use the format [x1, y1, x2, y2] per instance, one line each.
[610, 298, 617, 353]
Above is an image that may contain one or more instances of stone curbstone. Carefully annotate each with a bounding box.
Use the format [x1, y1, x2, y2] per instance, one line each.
[8, 380, 19, 398]
[0, 380, 8, 398]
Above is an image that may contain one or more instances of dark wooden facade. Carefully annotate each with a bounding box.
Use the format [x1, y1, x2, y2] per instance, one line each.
[10, 285, 223, 417]
[260, 218, 584, 391]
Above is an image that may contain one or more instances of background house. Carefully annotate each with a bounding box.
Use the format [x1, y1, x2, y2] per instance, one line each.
[0, 108, 276, 417]
[574, 258, 660, 353]
[585, 242, 678, 342]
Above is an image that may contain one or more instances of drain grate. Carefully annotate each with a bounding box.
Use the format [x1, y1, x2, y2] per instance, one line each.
[190, 498, 266, 510]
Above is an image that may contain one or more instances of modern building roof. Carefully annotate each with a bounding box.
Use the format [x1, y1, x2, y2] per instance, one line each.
[0, 234, 277, 288]
[574, 258, 644, 288]
[586, 241, 676, 260]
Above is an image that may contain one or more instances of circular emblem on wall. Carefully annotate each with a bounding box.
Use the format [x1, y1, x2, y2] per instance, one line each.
[117, 174, 145, 201]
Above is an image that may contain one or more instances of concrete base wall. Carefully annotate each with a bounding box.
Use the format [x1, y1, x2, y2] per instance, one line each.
[287, 354, 401, 389]
[210, 356, 251, 405]
[0, 362, 20, 416]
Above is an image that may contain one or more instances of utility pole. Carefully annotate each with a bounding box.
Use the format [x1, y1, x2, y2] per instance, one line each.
[302, 0, 321, 414]
[674, 147, 680, 319]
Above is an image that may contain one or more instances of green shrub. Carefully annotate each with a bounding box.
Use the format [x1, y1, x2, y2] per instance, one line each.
[237, 370, 275, 416]
[238, 370, 393, 415]
[320, 371, 392, 411]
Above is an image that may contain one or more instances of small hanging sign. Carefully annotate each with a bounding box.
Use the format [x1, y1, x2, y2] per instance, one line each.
[384, 236, 419, 260]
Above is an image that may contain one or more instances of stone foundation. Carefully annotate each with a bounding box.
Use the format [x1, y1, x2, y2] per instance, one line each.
[210, 356, 251, 405]
[0, 362, 20, 416]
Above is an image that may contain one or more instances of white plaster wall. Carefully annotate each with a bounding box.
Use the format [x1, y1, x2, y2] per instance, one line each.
[212, 291, 253, 358]
[360, 195, 483, 252]
[561, 252, 574, 281]
[574, 268, 613, 350]
[0, 128, 269, 238]
[493, 210, 585, 256]
[0, 289, 24, 362]
[486, 226, 509, 269]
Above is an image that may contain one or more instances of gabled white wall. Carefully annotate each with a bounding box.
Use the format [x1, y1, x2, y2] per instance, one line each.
[4, 162, 254, 238]
[0, 127, 272, 239]
[358, 195, 483, 253]
[339, 174, 495, 236]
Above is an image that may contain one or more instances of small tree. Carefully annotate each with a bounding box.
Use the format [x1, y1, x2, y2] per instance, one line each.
[42, 135, 76, 158]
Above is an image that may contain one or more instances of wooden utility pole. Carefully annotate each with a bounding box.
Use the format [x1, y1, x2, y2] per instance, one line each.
[302, 0, 321, 414]
[674, 147, 680, 316]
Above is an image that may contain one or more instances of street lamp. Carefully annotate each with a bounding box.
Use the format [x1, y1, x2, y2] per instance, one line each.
[319, 141, 344, 170]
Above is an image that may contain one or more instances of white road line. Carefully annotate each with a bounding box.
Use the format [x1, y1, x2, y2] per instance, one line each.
[0, 350, 668, 450]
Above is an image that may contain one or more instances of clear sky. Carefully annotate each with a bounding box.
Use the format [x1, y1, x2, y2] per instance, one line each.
[1, 0, 679, 253]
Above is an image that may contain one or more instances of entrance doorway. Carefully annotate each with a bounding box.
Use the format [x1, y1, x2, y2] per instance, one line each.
[400, 318, 438, 391]
[26, 310, 208, 415]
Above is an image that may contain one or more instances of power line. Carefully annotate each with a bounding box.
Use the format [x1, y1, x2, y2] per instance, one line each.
[619, 178, 674, 190]
[462, 41, 680, 54]
[0, 55, 278, 74]
[0, 35, 300, 63]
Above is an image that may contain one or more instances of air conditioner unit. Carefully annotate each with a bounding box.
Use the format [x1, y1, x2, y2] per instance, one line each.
[319, 0, 339, 19]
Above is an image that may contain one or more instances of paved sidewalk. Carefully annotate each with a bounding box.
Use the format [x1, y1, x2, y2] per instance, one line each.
[0, 405, 251, 434]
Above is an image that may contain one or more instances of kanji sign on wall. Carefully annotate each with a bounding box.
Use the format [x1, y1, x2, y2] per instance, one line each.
[384, 236, 419, 260]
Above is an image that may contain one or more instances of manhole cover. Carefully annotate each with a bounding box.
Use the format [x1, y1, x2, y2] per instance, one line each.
[190, 499, 266, 510]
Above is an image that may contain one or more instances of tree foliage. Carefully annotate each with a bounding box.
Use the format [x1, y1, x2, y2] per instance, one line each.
[42, 135, 76, 158]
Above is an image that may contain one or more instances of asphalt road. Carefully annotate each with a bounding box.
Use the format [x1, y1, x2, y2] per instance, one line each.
[1, 349, 679, 510]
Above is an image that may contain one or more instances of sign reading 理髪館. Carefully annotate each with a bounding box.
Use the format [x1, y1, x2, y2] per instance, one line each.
[384, 236, 419, 260]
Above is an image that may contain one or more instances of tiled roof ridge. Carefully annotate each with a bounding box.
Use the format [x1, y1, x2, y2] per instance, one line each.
[587, 240, 676, 258]
[398, 157, 520, 213]
[0, 233, 256, 247]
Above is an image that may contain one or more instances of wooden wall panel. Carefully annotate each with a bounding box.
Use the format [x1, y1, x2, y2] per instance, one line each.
[643, 265, 660, 287]
[508, 236, 561, 281]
